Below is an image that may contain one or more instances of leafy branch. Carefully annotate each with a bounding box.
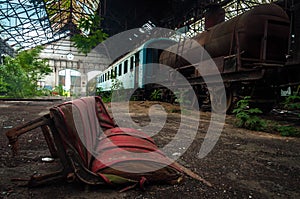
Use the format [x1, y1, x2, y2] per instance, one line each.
[71, 15, 108, 55]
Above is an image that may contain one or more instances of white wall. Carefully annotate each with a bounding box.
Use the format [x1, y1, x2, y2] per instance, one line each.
[39, 37, 111, 96]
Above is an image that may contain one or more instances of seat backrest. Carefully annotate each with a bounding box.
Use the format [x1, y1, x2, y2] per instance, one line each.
[49, 96, 117, 168]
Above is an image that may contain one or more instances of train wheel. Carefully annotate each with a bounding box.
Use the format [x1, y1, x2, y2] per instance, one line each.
[210, 88, 233, 113]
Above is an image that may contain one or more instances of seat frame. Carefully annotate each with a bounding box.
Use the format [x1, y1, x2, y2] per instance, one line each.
[6, 113, 106, 187]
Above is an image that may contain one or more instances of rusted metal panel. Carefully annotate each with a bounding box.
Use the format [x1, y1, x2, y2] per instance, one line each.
[160, 4, 290, 69]
[204, 5, 225, 30]
[197, 3, 290, 62]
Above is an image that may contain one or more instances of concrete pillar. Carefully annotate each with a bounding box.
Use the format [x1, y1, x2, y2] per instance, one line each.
[54, 66, 59, 87]
[65, 69, 71, 91]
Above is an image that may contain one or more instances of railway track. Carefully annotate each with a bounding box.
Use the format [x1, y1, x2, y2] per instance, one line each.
[270, 108, 300, 125]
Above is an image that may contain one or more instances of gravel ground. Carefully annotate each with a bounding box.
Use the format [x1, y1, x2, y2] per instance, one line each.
[0, 100, 299, 199]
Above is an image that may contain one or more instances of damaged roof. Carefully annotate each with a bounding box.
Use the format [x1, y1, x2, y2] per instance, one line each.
[0, 0, 278, 51]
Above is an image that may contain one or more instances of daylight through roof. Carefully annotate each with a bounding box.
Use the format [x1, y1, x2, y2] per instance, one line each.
[0, 0, 99, 51]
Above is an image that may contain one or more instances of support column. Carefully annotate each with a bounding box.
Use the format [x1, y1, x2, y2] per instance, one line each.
[80, 73, 87, 96]
[54, 66, 59, 87]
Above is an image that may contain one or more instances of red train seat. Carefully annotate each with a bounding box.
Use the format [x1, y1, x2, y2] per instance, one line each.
[6, 96, 210, 189]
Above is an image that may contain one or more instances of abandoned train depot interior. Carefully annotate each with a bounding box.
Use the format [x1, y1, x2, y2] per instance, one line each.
[0, 0, 300, 198]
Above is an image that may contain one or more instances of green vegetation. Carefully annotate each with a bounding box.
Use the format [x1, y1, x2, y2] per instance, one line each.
[71, 15, 108, 55]
[276, 125, 300, 137]
[52, 84, 71, 97]
[150, 89, 162, 101]
[233, 96, 266, 131]
[111, 78, 124, 91]
[174, 90, 192, 105]
[0, 46, 52, 98]
[233, 96, 300, 137]
[96, 73, 124, 103]
[110, 78, 125, 102]
[283, 95, 300, 111]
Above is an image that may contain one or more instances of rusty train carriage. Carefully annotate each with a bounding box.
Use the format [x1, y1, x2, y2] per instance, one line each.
[158, 3, 300, 112]
[96, 3, 300, 113]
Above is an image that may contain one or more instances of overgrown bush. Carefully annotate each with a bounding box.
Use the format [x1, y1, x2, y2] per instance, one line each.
[233, 96, 266, 131]
[100, 91, 112, 103]
[0, 46, 51, 98]
[233, 96, 300, 137]
[283, 95, 300, 110]
[276, 125, 300, 137]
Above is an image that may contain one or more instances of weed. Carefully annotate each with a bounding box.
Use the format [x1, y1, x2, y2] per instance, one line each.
[97, 77, 125, 103]
[283, 95, 300, 110]
[150, 89, 162, 101]
[233, 96, 300, 137]
[173, 90, 192, 105]
[233, 96, 266, 131]
[276, 125, 300, 137]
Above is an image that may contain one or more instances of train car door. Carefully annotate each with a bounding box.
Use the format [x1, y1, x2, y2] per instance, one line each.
[134, 51, 140, 88]
[145, 48, 158, 82]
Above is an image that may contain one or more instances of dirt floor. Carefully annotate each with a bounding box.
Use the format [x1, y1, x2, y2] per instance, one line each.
[0, 99, 299, 199]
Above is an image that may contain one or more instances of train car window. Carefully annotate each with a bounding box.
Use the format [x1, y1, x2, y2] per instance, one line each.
[114, 67, 117, 77]
[130, 56, 134, 71]
[124, 60, 128, 74]
[118, 64, 122, 76]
